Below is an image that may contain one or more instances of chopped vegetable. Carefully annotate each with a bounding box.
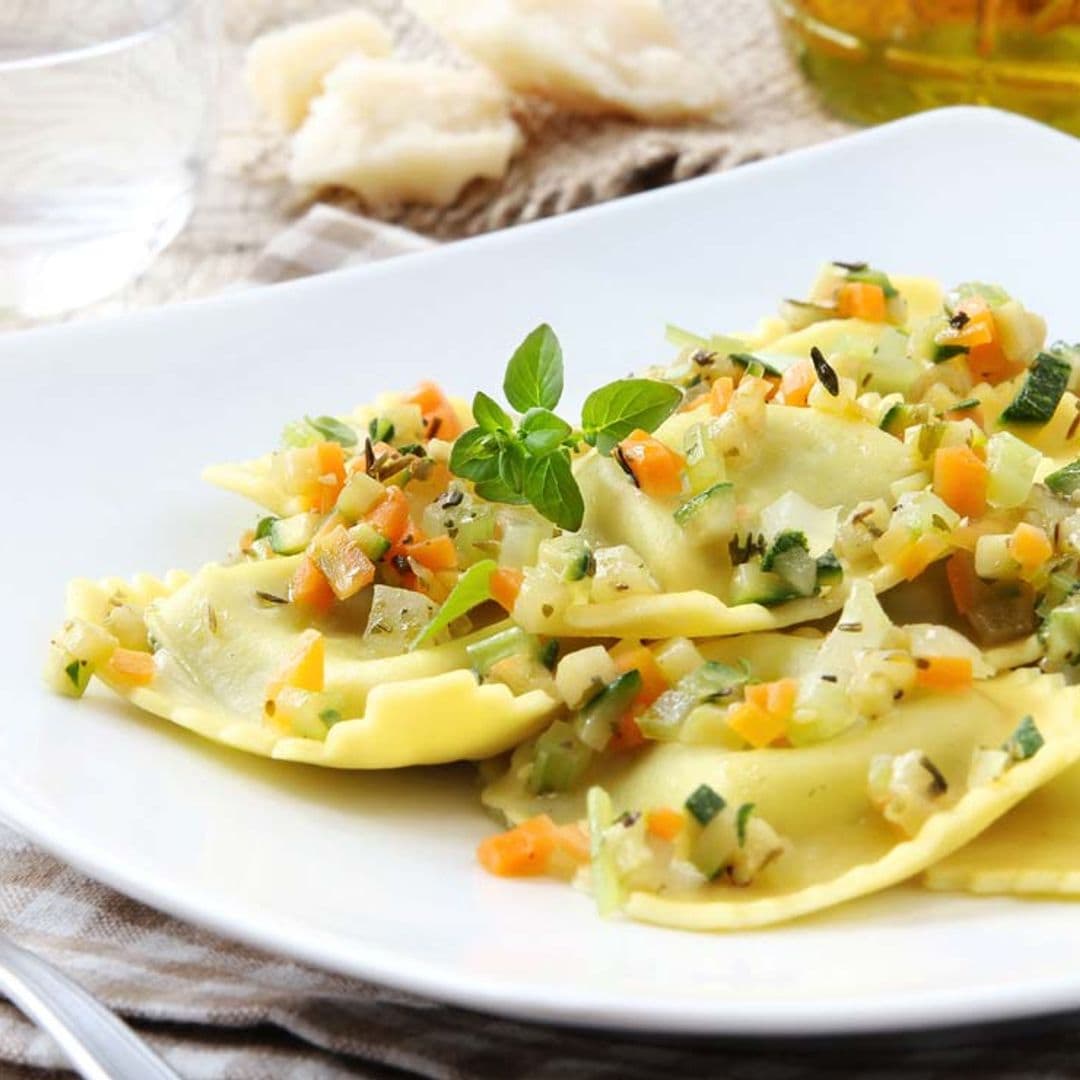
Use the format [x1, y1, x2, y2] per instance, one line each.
[289, 556, 337, 613]
[1045, 458, 1080, 497]
[413, 559, 496, 648]
[477, 815, 558, 877]
[616, 429, 685, 497]
[726, 699, 787, 748]
[405, 380, 463, 440]
[1002, 715, 1044, 762]
[611, 642, 669, 710]
[837, 281, 887, 322]
[1007, 522, 1052, 578]
[306, 415, 358, 447]
[530, 721, 592, 794]
[404, 535, 459, 572]
[1000, 351, 1071, 424]
[914, 655, 973, 692]
[365, 487, 414, 546]
[778, 358, 816, 406]
[310, 524, 376, 600]
[103, 648, 156, 687]
[932, 444, 988, 519]
[709, 376, 735, 415]
[490, 566, 524, 612]
[574, 670, 642, 751]
[646, 807, 685, 842]
[685, 783, 726, 826]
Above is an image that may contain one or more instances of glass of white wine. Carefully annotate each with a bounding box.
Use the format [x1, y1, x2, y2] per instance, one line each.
[0, 1, 219, 320]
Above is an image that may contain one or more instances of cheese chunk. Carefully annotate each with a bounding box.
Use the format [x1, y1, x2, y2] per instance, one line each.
[289, 58, 522, 207]
[408, 0, 722, 121]
[246, 10, 393, 130]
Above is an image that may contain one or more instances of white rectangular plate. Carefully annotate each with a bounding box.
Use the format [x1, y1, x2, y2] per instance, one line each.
[2, 107, 1079, 1036]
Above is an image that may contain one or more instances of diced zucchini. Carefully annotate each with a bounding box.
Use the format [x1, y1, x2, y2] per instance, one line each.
[761, 531, 817, 597]
[573, 670, 642, 751]
[347, 522, 392, 561]
[1045, 458, 1080, 498]
[865, 328, 920, 395]
[730, 351, 799, 378]
[815, 550, 843, 588]
[335, 472, 386, 522]
[985, 432, 1040, 509]
[689, 812, 738, 880]
[665, 323, 710, 350]
[779, 298, 836, 330]
[1000, 351, 1071, 425]
[638, 661, 747, 740]
[932, 343, 969, 363]
[555, 645, 618, 709]
[760, 491, 839, 558]
[537, 535, 593, 581]
[44, 618, 119, 699]
[948, 281, 1011, 309]
[363, 586, 438, 654]
[590, 545, 659, 603]
[673, 482, 736, 542]
[270, 512, 320, 555]
[1002, 715, 1044, 761]
[788, 675, 859, 746]
[683, 422, 726, 495]
[843, 264, 899, 298]
[498, 515, 553, 570]
[879, 402, 932, 437]
[530, 721, 593, 795]
[730, 562, 797, 607]
[685, 782, 726, 825]
[466, 626, 540, 678]
[1041, 598, 1080, 671]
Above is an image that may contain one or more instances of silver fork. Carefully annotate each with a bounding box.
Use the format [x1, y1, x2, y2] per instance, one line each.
[0, 931, 179, 1079]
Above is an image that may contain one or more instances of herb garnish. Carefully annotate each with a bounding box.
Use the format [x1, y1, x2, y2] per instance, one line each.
[449, 324, 681, 531]
[306, 415, 358, 447]
[810, 346, 839, 397]
[412, 559, 497, 649]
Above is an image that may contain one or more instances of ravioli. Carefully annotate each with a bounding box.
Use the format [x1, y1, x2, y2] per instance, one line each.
[68, 558, 556, 768]
[512, 403, 917, 638]
[923, 762, 1080, 896]
[484, 670, 1080, 929]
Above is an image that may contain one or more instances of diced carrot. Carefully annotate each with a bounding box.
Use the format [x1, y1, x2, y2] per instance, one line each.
[617, 429, 685, 498]
[945, 401, 986, 428]
[967, 339, 1022, 386]
[611, 642, 669, 709]
[726, 700, 787, 748]
[311, 441, 346, 513]
[553, 822, 591, 866]
[895, 532, 949, 581]
[1008, 522, 1053, 577]
[267, 628, 325, 697]
[311, 525, 376, 600]
[365, 487, 413, 546]
[837, 282, 888, 322]
[490, 567, 523, 612]
[646, 807, 685, 842]
[290, 556, 336, 613]
[104, 648, 156, 687]
[745, 677, 798, 719]
[709, 376, 735, 415]
[404, 535, 459, 572]
[608, 714, 647, 753]
[946, 551, 979, 616]
[941, 305, 1022, 386]
[238, 528, 256, 554]
[477, 815, 558, 877]
[915, 655, 973, 692]
[405, 380, 463, 441]
[779, 358, 816, 407]
[933, 444, 988, 519]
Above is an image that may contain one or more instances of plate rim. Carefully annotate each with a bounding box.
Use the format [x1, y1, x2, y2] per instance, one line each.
[6, 105, 1080, 1037]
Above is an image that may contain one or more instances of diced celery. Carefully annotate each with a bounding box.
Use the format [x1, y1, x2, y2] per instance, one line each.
[466, 626, 541, 677]
[986, 432, 1040, 509]
[363, 586, 438, 655]
[530, 721, 593, 795]
[974, 534, 1017, 580]
[336, 472, 386, 522]
[537, 535, 593, 582]
[586, 786, 624, 916]
[590, 546, 659, 602]
[638, 662, 747, 740]
[1042, 598, 1080, 671]
[651, 637, 705, 685]
[762, 531, 817, 597]
[498, 515, 554, 570]
[683, 422, 726, 495]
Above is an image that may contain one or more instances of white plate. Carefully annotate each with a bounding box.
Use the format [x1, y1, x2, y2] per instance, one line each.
[3, 107, 1079, 1037]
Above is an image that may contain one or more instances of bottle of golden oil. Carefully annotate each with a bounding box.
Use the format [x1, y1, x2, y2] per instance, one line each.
[773, 0, 1080, 135]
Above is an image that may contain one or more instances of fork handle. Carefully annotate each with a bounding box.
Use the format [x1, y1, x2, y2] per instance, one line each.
[0, 934, 178, 1080]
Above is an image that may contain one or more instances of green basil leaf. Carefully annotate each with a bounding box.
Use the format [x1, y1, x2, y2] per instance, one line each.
[498, 439, 527, 494]
[520, 407, 573, 456]
[472, 391, 513, 433]
[581, 379, 682, 454]
[449, 427, 499, 481]
[475, 477, 529, 504]
[503, 323, 564, 413]
[412, 560, 497, 648]
[281, 419, 321, 448]
[523, 451, 584, 532]
[306, 415, 358, 447]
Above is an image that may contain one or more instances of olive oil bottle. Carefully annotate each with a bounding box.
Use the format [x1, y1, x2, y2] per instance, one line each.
[773, 0, 1080, 135]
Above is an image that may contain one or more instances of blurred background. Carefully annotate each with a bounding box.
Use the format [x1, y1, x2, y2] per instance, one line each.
[1, 0, 1077, 328]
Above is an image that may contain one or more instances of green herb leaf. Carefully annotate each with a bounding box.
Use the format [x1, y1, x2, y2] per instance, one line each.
[306, 415, 358, 447]
[254, 516, 277, 541]
[735, 803, 755, 847]
[475, 477, 529, 504]
[498, 440, 527, 496]
[449, 427, 500, 481]
[520, 407, 573, 456]
[1002, 714, 1044, 762]
[523, 451, 584, 532]
[581, 379, 682, 454]
[1046, 457, 1080, 497]
[503, 324, 564, 412]
[412, 560, 497, 649]
[281, 419, 321, 448]
[472, 391, 513, 434]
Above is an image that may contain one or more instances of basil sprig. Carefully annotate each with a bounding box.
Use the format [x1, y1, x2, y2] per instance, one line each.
[449, 325, 681, 531]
